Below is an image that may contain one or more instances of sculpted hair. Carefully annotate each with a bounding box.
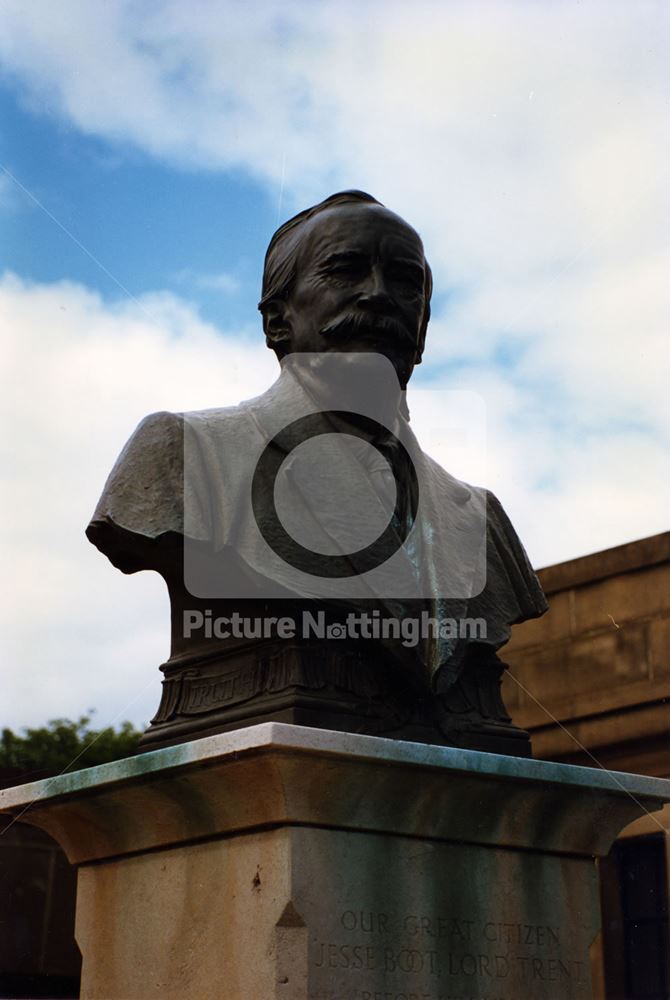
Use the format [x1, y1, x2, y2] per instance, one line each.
[258, 190, 433, 360]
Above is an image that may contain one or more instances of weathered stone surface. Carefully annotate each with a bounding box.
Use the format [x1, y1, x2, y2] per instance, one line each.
[648, 613, 670, 678]
[2, 723, 665, 860]
[2, 724, 669, 999]
[74, 826, 598, 1000]
[571, 562, 670, 634]
[536, 532, 670, 594]
[504, 588, 575, 651]
[503, 531, 670, 771]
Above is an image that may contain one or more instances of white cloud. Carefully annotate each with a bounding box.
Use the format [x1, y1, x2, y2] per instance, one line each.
[0, 273, 276, 731]
[175, 268, 241, 294]
[0, 2, 666, 409]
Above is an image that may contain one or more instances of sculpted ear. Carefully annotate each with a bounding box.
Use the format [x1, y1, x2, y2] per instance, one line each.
[262, 299, 292, 356]
[414, 261, 432, 366]
[413, 320, 428, 367]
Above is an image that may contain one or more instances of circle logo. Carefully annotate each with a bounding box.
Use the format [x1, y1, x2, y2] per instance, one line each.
[251, 411, 418, 577]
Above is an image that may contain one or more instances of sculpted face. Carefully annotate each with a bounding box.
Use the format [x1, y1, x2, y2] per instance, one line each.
[277, 203, 429, 387]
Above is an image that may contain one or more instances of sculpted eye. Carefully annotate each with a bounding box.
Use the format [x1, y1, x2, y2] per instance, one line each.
[320, 254, 367, 280]
[392, 269, 424, 294]
[391, 265, 424, 292]
[329, 260, 364, 276]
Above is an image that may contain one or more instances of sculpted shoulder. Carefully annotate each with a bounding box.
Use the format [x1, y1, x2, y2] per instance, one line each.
[113, 397, 262, 461]
[85, 398, 267, 572]
[420, 451, 475, 507]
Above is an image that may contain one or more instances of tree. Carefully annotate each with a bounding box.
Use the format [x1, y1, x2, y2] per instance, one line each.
[0, 714, 142, 780]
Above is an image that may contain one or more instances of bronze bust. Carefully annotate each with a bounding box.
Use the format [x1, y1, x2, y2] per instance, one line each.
[87, 192, 547, 755]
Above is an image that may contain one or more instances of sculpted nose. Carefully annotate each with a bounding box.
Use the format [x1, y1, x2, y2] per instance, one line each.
[357, 265, 392, 311]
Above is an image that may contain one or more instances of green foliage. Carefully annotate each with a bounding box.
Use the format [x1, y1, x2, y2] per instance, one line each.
[0, 714, 142, 776]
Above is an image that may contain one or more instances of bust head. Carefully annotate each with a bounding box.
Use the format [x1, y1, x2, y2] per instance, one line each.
[258, 192, 433, 387]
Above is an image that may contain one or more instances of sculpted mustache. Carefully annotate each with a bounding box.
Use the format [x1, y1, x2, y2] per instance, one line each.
[320, 312, 415, 348]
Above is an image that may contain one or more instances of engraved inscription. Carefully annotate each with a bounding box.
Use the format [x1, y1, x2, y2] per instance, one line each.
[299, 827, 594, 1000]
[309, 910, 587, 1000]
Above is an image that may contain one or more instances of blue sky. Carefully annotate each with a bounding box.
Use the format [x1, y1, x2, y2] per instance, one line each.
[1, 0, 668, 729]
[1, 81, 274, 330]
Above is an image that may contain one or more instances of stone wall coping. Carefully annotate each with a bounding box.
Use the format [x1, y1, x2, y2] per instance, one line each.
[1, 723, 669, 863]
[537, 530, 670, 594]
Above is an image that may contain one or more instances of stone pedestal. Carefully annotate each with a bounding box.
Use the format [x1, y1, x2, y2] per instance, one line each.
[1, 724, 669, 1000]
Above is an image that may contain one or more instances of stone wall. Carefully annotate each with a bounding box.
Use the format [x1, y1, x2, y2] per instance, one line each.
[502, 532, 670, 775]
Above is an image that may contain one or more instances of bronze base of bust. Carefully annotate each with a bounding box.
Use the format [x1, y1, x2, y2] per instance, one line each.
[138, 640, 531, 757]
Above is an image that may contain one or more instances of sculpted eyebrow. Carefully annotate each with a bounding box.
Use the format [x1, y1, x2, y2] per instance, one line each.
[318, 251, 365, 267]
[318, 252, 423, 271]
[391, 257, 424, 272]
